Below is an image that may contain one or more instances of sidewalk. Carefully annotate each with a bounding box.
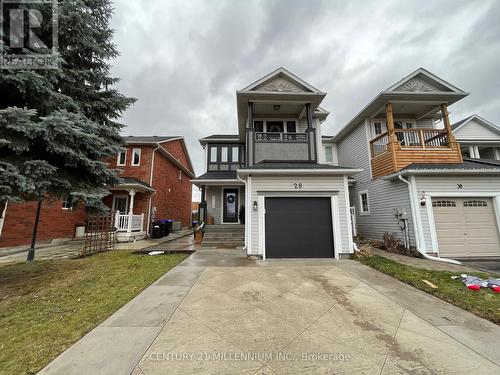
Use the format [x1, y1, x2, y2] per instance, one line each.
[0, 228, 193, 265]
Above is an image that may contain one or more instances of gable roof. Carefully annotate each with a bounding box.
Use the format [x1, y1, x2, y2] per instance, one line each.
[199, 134, 241, 145]
[123, 136, 182, 144]
[240, 67, 323, 94]
[333, 68, 469, 142]
[451, 114, 500, 133]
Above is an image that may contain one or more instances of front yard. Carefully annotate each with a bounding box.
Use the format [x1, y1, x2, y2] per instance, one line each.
[0, 250, 189, 375]
[359, 255, 500, 325]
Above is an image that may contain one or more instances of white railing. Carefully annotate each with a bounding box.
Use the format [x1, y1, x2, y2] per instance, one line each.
[114, 212, 144, 232]
[255, 132, 308, 142]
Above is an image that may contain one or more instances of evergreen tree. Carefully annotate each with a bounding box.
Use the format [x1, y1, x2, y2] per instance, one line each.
[0, 0, 135, 260]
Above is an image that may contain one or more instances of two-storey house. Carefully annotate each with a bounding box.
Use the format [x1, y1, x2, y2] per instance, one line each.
[451, 114, 500, 160]
[0, 136, 194, 248]
[192, 68, 361, 259]
[327, 68, 500, 260]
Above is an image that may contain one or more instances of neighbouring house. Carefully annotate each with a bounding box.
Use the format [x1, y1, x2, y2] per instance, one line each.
[192, 68, 361, 259]
[325, 68, 500, 259]
[0, 135, 194, 248]
[451, 114, 500, 160]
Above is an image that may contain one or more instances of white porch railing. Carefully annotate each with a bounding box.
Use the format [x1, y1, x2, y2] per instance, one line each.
[114, 212, 144, 232]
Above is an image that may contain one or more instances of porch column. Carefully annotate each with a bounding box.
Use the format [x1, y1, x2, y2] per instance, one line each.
[127, 189, 136, 234]
[440, 103, 454, 146]
[305, 103, 316, 161]
[246, 102, 254, 166]
[386, 102, 396, 143]
[199, 185, 207, 223]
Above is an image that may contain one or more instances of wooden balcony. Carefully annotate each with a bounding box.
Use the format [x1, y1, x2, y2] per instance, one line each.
[370, 128, 463, 178]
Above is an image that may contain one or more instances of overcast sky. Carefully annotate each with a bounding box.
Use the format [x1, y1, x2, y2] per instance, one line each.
[109, 0, 500, 199]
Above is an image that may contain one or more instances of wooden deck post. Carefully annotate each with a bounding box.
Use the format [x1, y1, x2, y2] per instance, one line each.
[441, 103, 454, 147]
[386, 102, 396, 144]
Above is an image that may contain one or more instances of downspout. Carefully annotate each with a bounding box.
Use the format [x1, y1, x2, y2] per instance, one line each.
[147, 145, 159, 235]
[398, 175, 461, 265]
[236, 175, 248, 250]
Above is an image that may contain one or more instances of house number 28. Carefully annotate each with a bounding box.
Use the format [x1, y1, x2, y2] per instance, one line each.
[293, 183, 303, 189]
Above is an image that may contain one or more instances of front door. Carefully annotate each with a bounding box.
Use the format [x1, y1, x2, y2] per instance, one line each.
[223, 189, 238, 223]
[112, 196, 128, 213]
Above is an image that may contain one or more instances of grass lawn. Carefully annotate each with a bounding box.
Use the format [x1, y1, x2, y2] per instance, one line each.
[0, 250, 189, 375]
[358, 255, 500, 325]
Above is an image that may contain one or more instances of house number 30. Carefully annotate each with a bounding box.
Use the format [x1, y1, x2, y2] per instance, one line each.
[293, 183, 303, 189]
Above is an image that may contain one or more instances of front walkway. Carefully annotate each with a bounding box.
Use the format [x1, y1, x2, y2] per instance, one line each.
[40, 244, 500, 374]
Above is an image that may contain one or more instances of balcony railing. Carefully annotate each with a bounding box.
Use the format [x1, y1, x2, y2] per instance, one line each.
[255, 132, 308, 143]
[370, 129, 450, 157]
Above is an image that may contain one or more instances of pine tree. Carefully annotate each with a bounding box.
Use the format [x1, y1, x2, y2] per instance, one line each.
[0, 0, 136, 260]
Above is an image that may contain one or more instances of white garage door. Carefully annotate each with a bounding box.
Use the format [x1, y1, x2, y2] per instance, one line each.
[432, 197, 500, 258]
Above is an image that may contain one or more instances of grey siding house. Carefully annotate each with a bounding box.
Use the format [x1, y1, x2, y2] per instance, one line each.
[192, 68, 361, 259]
[325, 68, 500, 259]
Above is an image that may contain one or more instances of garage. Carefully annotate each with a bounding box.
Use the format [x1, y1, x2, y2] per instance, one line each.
[264, 197, 334, 258]
[432, 197, 500, 258]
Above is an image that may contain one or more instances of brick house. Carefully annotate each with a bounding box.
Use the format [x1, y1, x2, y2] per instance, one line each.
[0, 136, 194, 248]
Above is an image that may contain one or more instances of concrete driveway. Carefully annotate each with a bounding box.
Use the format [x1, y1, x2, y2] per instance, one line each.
[134, 251, 499, 374]
[41, 246, 500, 375]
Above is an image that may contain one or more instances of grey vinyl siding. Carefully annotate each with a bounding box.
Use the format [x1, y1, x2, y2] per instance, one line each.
[454, 120, 500, 141]
[337, 120, 416, 245]
[414, 175, 500, 251]
[248, 175, 350, 256]
[206, 185, 244, 224]
[415, 118, 435, 128]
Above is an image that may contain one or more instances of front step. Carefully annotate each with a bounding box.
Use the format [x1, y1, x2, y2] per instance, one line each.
[202, 224, 245, 247]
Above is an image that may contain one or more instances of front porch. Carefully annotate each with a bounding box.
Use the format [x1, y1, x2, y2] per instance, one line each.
[106, 177, 156, 242]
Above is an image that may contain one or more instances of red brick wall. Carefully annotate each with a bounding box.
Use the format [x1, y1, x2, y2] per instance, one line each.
[106, 146, 154, 183]
[151, 149, 192, 227]
[162, 139, 191, 170]
[0, 200, 87, 248]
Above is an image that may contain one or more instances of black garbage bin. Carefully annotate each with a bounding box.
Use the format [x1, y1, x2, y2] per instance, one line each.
[159, 220, 168, 237]
[166, 219, 173, 235]
[151, 221, 162, 238]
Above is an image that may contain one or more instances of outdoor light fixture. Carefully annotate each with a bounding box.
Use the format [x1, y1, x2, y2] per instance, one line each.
[420, 194, 427, 207]
[273, 104, 280, 111]
[253, 201, 258, 211]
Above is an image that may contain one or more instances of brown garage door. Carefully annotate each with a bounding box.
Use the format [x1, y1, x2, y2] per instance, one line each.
[432, 197, 500, 258]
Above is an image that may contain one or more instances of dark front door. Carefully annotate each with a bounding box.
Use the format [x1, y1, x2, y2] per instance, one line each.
[223, 189, 239, 223]
[265, 197, 334, 258]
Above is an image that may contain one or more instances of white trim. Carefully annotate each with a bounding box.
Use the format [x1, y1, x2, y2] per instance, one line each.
[237, 168, 362, 176]
[409, 175, 427, 252]
[240, 67, 323, 93]
[358, 189, 370, 216]
[364, 119, 374, 180]
[331, 195, 342, 260]
[343, 176, 353, 253]
[221, 187, 241, 224]
[131, 148, 141, 166]
[425, 194, 439, 253]
[425, 192, 500, 197]
[258, 195, 265, 259]
[117, 150, 127, 166]
[385, 67, 465, 93]
[452, 114, 500, 134]
[246, 176, 252, 253]
[191, 179, 245, 186]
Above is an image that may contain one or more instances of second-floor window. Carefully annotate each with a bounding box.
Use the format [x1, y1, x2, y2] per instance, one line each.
[207, 144, 243, 171]
[325, 146, 333, 163]
[210, 147, 217, 162]
[132, 148, 141, 166]
[254, 120, 298, 133]
[117, 150, 126, 166]
[374, 122, 382, 135]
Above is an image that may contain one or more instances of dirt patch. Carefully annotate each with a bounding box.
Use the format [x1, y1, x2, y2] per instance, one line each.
[309, 274, 429, 370]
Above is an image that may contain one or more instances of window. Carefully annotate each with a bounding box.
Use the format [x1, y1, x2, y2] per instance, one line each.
[254, 121, 264, 132]
[359, 191, 370, 215]
[374, 122, 382, 135]
[463, 200, 487, 207]
[432, 200, 456, 207]
[325, 146, 333, 163]
[267, 121, 284, 133]
[62, 195, 73, 210]
[406, 122, 413, 129]
[131, 148, 141, 166]
[221, 147, 228, 162]
[117, 150, 126, 166]
[232, 147, 239, 162]
[210, 147, 217, 162]
[286, 121, 296, 133]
